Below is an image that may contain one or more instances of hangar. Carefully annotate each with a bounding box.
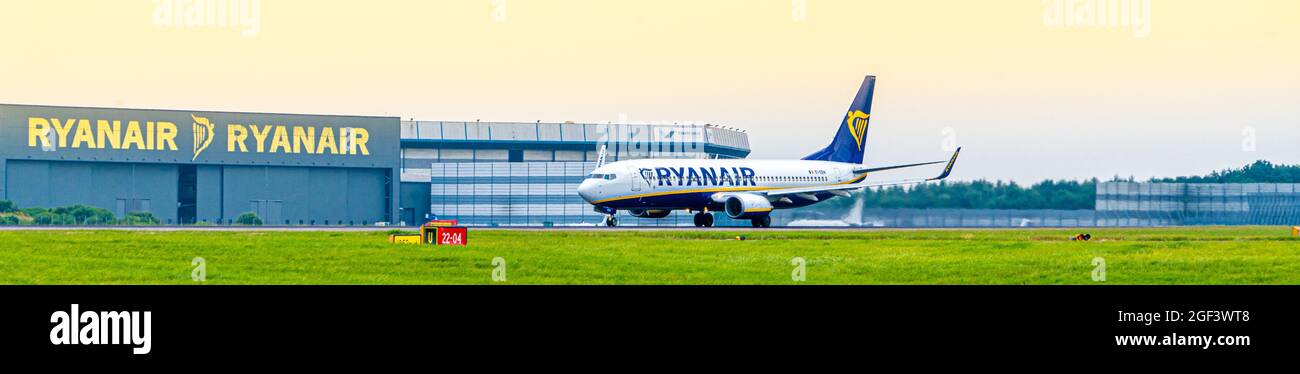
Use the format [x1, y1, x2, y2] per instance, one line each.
[0, 104, 401, 225]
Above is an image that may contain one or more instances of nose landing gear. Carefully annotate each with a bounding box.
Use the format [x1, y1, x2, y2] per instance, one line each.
[594, 206, 619, 227]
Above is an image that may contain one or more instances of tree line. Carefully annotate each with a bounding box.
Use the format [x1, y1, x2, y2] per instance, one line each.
[819, 160, 1300, 211]
[854, 179, 1098, 210]
[1151, 160, 1300, 183]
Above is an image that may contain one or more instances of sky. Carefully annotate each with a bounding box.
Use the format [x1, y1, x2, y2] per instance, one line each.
[0, 0, 1296, 183]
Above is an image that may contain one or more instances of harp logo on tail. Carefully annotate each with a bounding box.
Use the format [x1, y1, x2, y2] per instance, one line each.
[191, 114, 215, 161]
[845, 110, 870, 150]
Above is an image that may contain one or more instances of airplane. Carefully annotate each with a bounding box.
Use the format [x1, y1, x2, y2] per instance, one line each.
[576, 75, 961, 228]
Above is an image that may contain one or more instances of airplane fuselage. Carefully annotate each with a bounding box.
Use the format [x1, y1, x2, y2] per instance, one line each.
[577, 159, 866, 211]
[574, 75, 960, 227]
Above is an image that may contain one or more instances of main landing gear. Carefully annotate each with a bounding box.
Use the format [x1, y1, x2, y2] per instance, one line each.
[750, 215, 772, 228]
[692, 212, 715, 228]
[604, 215, 619, 227]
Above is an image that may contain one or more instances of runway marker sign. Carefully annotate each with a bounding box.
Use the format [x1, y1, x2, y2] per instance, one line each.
[436, 227, 468, 246]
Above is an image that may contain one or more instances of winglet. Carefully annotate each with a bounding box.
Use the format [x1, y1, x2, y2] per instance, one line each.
[928, 147, 961, 181]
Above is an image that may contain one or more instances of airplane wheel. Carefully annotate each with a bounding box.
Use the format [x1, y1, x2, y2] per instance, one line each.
[693, 213, 704, 227]
[703, 213, 715, 228]
[751, 215, 772, 228]
[606, 216, 619, 227]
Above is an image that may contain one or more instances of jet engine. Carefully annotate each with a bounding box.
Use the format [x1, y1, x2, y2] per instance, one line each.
[628, 209, 672, 219]
[724, 194, 773, 219]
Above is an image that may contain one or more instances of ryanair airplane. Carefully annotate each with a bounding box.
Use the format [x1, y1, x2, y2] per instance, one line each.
[577, 76, 961, 227]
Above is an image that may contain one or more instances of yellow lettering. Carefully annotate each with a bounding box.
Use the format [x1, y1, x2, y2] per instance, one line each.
[123, 121, 146, 150]
[26, 115, 373, 158]
[28, 118, 51, 148]
[156, 122, 178, 151]
[146, 121, 156, 150]
[339, 128, 351, 155]
[250, 124, 273, 153]
[71, 121, 95, 148]
[97, 120, 122, 150]
[352, 128, 370, 156]
[317, 127, 337, 155]
[292, 126, 315, 154]
[52, 118, 76, 148]
[269, 126, 291, 153]
[228, 124, 249, 152]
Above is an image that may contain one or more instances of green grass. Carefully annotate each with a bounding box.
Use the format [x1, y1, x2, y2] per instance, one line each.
[0, 227, 1297, 285]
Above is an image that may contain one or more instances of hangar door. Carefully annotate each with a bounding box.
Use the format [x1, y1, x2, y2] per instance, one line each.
[217, 165, 388, 225]
[4, 160, 179, 223]
[249, 200, 284, 224]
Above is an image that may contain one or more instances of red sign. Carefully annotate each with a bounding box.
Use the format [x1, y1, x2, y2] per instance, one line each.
[436, 227, 468, 246]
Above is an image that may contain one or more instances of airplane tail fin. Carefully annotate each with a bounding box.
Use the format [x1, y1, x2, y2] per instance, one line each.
[802, 75, 876, 164]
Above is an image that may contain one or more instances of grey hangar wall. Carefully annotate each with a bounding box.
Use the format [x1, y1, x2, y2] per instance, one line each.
[0, 104, 401, 225]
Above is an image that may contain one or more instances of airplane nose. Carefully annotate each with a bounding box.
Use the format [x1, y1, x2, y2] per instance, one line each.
[577, 180, 597, 202]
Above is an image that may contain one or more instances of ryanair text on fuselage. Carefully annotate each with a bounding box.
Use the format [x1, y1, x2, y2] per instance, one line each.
[646, 167, 758, 187]
[26, 115, 371, 160]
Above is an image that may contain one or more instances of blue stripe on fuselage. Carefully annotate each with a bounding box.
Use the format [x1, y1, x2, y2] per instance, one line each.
[595, 190, 835, 210]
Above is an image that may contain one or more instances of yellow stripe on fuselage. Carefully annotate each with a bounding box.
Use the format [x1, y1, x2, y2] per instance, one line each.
[590, 173, 869, 205]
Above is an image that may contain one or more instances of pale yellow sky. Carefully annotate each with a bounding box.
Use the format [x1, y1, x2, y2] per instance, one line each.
[1, 0, 1296, 181]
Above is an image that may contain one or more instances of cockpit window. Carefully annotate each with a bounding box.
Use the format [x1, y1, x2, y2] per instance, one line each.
[588, 173, 616, 180]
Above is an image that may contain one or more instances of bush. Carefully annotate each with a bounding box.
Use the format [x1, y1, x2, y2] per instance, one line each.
[122, 211, 160, 226]
[53, 205, 115, 225]
[0, 216, 19, 225]
[10, 204, 161, 226]
[30, 212, 50, 225]
[236, 212, 263, 226]
[33, 211, 76, 225]
[0, 200, 15, 213]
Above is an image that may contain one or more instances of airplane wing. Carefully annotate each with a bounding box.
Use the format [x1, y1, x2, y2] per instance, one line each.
[851, 160, 946, 174]
[764, 147, 961, 197]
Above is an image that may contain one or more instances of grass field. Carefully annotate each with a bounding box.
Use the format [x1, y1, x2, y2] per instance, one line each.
[0, 227, 1297, 285]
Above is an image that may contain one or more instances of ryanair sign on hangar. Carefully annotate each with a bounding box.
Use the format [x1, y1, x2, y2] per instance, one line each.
[0, 104, 400, 168]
